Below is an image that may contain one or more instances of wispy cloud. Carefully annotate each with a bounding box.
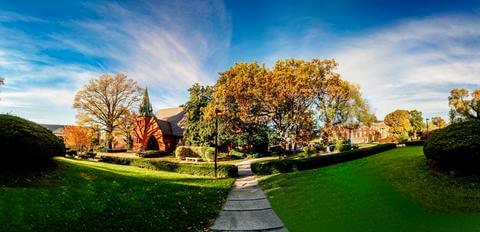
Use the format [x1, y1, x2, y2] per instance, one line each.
[0, 0, 231, 124]
[334, 14, 480, 119]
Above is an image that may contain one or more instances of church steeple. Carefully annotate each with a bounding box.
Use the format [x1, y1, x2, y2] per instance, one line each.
[139, 88, 154, 117]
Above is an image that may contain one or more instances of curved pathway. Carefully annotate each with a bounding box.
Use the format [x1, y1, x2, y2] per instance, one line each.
[210, 160, 287, 231]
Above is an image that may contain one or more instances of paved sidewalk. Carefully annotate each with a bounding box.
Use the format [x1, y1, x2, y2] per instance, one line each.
[210, 161, 287, 231]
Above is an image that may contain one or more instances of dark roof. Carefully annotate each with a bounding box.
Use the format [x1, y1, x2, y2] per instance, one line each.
[41, 124, 64, 132]
[155, 107, 185, 137]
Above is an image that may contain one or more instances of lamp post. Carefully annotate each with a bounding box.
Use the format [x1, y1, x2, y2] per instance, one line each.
[214, 109, 222, 178]
[426, 118, 430, 139]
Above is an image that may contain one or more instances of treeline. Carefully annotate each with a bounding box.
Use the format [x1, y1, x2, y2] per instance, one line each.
[183, 58, 375, 153]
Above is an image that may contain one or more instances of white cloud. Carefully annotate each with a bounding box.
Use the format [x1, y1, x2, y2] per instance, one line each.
[333, 14, 480, 120]
[0, 1, 231, 123]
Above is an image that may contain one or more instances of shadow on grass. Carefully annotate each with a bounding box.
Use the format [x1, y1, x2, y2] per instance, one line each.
[0, 157, 234, 232]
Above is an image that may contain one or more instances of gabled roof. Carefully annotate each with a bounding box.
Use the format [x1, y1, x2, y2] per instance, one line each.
[155, 107, 185, 137]
[41, 124, 65, 131]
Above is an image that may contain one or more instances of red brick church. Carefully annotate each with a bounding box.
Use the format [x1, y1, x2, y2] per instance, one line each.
[132, 89, 185, 153]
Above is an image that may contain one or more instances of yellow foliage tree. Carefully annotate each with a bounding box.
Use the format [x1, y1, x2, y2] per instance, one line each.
[384, 109, 412, 141]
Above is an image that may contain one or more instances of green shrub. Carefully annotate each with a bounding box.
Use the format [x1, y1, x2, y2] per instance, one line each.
[251, 143, 396, 175]
[405, 140, 425, 146]
[77, 152, 97, 159]
[303, 146, 317, 157]
[229, 150, 246, 159]
[100, 156, 237, 177]
[137, 150, 170, 158]
[175, 146, 214, 161]
[0, 114, 65, 170]
[424, 120, 480, 173]
[99, 156, 136, 165]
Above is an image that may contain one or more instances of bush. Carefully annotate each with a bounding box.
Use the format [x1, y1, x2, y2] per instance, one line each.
[175, 146, 215, 161]
[137, 150, 170, 158]
[0, 114, 66, 170]
[99, 156, 238, 178]
[99, 155, 136, 165]
[229, 150, 246, 159]
[424, 120, 480, 173]
[303, 146, 317, 157]
[66, 149, 77, 157]
[77, 152, 97, 160]
[251, 143, 396, 175]
[405, 140, 425, 146]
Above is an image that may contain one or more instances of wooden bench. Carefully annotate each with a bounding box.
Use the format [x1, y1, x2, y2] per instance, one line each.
[185, 157, 200, 163]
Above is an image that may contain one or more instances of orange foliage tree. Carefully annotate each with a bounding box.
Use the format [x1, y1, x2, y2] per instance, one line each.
[63, 126, 92, 151]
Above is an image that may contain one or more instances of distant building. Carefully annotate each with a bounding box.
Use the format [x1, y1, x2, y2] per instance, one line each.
[41, 124, 66, 138]
[333, 121, 390, 144]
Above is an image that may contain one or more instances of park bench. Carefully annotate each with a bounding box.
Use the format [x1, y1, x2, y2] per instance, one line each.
[185, 157, 200, 163]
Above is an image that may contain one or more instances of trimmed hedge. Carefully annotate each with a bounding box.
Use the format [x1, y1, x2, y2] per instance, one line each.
[137, 150, 170, 158]
[0, 114, 65, 170]
[99, 156, 238, 178]
[424, 120, 480, 173]
[251, 143, 396, 175]
[175, 146, 214, 161]
[405, 140, 425, 146]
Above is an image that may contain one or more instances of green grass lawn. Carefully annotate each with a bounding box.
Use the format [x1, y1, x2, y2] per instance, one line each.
[0, 157, 234, 232]
[259, 146, 480, 232]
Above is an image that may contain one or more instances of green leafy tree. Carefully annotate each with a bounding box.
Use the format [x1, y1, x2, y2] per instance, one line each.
[408, 110, 424, 139]
[183, 84, 215, 146]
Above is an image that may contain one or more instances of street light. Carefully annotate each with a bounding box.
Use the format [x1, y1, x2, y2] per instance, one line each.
[214, 109, 222, 178]
[426, 118, 430, 139]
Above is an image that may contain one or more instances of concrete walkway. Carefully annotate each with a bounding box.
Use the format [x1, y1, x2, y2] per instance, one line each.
[210, 160, 287, 231]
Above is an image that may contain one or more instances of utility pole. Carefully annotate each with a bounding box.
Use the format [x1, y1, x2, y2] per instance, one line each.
[214, 109, 221, 178]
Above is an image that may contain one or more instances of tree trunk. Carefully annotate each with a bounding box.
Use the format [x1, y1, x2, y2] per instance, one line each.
[105, 125, 113, 149]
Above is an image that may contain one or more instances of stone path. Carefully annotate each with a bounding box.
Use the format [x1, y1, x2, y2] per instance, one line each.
[210, 160, 287, 231]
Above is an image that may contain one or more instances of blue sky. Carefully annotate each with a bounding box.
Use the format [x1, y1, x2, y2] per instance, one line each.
[0, 0, 479, 124]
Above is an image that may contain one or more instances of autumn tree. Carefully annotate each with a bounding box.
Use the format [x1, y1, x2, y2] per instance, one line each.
[384, 109, 412, 141]
[408, 110, 424, 139]
[208, 60, 323, 150]
[431, 116, 446, 129]
[448, 88, 480, 122]
[63, 126, 92, 152]
[117, 110, 136, 149]
[73, 73, 142, 149]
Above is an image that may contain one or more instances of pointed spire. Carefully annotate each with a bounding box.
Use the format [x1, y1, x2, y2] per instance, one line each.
[139, 88, 154, 117]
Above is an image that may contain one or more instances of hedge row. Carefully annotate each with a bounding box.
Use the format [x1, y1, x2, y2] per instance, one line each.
[404, 140, 425, 146]
[251, 143, 396, 175]
[175, 146, 214, 161]
[99, 156, 238, 178]
[137, 150, 171, 158]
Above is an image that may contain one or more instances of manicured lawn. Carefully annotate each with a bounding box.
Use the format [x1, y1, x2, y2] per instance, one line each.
[0, 157, 234, 232]
[259, 146, 480, 232]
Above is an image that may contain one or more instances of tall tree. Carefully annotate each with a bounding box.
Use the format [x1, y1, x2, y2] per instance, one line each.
[448, 88, 480, 122]
[73, 73, 142, 149]
[117, 110, 136, 149]
[384, 109, 412, 141]
[315, 72, 372, 145]
[183, 84, 215, 146]
[408, 110, 424, 139]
